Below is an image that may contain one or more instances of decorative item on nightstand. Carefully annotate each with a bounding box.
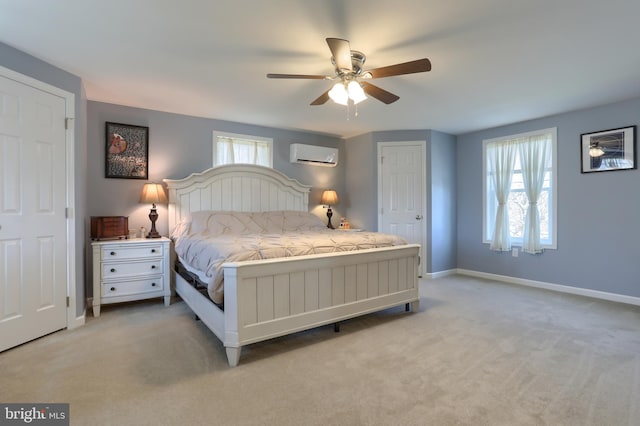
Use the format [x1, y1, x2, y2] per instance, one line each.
[90, 216, 129, 240]
[339, 217, 350, 229]
[139, 183, 168, 238]
[321, 189, 338, 229]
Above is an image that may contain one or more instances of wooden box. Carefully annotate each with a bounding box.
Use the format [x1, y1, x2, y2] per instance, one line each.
[91, 216, 128, 240]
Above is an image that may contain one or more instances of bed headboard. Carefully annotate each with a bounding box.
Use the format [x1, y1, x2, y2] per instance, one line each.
[163, 164, 311, 232]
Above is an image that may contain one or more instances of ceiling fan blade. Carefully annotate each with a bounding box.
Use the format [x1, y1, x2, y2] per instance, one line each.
[364, 58, 431, 79]
[310, 90, 330, 105]
[326, 38, 353, 73]
[360, 81, 400, 104]
[267, 73, 327, 79]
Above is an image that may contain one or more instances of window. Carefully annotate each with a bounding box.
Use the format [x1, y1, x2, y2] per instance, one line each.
[483, 128, 557, 253]
[212, 131, 273, 167]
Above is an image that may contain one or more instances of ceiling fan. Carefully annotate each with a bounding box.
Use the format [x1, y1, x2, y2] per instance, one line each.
[267, 38, 431, 106]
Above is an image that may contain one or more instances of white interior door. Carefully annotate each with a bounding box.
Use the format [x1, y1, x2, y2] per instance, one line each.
[378, 142, 426, 276]
[0, 73, 68, 352]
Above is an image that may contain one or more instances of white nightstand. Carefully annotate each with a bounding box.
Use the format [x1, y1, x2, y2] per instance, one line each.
[92, 237, 171, 317]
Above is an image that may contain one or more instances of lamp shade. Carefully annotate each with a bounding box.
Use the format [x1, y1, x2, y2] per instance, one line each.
[139, 183, 168, 205]
[321, 190, 338, 206]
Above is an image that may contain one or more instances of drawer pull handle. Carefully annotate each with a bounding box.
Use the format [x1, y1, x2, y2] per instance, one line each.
[151, 249, 156, 253]
[151, 265, 156, 269]
[151, 282, 157, 287]
[110, 268, 116, 273]
[110, 251, 116, 256]
[110, 287, 116, 292]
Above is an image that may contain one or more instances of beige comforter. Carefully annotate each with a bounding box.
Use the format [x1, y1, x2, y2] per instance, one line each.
[173, 211, 406, 304]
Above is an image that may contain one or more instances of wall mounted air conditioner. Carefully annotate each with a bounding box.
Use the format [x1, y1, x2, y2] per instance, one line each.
[289, 143, 338, 167]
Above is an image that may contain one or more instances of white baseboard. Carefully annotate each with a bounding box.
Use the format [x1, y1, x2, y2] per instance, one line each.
[424, 269, 458, 279]
[456, 269, 640, 307]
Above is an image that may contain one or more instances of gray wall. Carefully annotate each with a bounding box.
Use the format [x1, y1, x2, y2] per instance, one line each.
[457, 97, 640, 298]
[343, 132, 376, 230]
[344, 129, 457, 274]
[430, 130, 457, 272]
[0, 42, 87, 317]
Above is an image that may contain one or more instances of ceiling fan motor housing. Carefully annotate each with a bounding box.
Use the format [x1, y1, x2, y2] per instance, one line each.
[331, 51, 366, 76]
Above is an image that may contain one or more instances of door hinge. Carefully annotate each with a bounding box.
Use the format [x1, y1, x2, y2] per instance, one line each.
[66, 296, 70, 307]
[380, 156, 384, 165]
[65, 117, 73, 129]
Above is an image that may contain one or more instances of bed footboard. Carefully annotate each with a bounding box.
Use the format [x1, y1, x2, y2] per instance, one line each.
[222, 244, 420, 365]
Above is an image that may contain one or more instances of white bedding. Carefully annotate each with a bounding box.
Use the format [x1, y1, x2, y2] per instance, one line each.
[173, 210, 406, 304]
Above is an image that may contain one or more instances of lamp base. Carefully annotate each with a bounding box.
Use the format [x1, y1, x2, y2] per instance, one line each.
[326, 207, 335, 229]
[146, 230, 162, 238]
[147, 206, 162, 238]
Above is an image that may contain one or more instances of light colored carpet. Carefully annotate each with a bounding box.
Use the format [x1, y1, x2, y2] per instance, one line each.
[1, 275, 639, 425]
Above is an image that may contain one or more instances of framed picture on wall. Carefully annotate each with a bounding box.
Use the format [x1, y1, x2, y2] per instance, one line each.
[105, 122, 149, 179]
[581, 125, 636, 173]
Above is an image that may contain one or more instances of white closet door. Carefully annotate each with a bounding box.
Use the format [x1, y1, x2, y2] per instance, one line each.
[0, 73, 68, 352]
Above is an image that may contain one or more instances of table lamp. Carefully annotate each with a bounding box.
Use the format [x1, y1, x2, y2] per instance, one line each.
[139, 183, 168, 238]
[320, 190, 339, 229]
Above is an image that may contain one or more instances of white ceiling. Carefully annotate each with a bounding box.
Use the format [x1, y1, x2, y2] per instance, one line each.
[2, 0, 640, 138]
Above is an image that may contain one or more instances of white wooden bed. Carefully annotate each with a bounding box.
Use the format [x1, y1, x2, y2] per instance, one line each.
[164, 164, 419, 366]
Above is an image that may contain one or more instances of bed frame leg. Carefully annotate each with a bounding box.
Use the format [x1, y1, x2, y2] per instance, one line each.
[405, 303, 410, 312]
[226, 347, 241, 367]
[409, 300, 419, 313]
[194, 314, 200, 321]
[334, 322, 340, 333]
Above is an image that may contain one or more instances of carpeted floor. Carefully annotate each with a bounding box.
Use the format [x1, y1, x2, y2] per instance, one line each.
[1, 275, 639, 425]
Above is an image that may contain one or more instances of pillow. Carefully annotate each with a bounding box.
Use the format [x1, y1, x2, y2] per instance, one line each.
[247, 211, 326, 232]
[190, 211, 263, 236]
[170, 220, 191, 240]
[188, 210, 326, 235]
[281, 211, 326, 231]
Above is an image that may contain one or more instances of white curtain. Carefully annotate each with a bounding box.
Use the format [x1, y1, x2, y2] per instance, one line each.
[232, 140, 256, 164]
[216, 137, 235, 165]
[254, 142, 269, 166]
[488, 140, 517, 251]
[216, 137, 270, 167]
[519, 134, 551, 254]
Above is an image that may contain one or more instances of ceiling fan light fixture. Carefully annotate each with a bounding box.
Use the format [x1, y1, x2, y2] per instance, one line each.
[328, 82, 349, 105]
[266, 38, 431, 108]
[347, 81, 367, 104]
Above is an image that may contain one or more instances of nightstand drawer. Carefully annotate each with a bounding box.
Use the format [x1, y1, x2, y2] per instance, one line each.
[102, 259, 163, 279]
[102, 277, 164, 298]
[102, 244, 163, 260]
